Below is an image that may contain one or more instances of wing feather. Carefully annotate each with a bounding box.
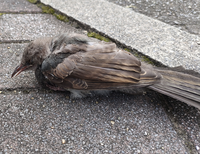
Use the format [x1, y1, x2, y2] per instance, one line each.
[42, 37, 159, 90]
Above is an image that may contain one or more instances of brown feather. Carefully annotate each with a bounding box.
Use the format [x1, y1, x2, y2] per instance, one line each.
[44, 38, 161, 90]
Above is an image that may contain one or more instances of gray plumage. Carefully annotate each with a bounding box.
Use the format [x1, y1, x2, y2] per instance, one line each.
[12, 33, 200, 110]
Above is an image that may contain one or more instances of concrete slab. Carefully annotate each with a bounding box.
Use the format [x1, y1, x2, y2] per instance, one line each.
[41, 0, 200, 73]
[0, 91, 187, 153]
[108, 0, 200, 36]
[0, 14, 83, 41]
[0, 0, 42, 13]
[0, 43, 39, 89]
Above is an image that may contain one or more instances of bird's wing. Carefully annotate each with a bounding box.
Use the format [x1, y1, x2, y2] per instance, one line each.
[41, 41, 160, 90]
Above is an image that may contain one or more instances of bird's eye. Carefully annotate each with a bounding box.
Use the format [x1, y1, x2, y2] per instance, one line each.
[26, 59, 33, 65]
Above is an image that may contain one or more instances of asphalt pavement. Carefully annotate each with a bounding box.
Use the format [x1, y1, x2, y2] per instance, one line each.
[0, 0, 200, 153]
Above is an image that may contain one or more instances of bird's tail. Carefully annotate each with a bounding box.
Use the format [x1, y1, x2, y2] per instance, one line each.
[148, 68, 200, 110]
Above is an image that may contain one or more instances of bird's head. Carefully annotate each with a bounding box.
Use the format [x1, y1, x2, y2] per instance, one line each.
[11, 38, 51, 78]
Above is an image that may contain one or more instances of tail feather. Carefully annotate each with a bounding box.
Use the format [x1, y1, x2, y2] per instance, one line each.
[152, 81, 200, 102]
[149, 69, 200, 110]
[149, 86, 200, 110]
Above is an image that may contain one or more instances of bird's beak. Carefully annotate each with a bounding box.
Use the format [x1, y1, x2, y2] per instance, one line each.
[11, 64, 32, 78]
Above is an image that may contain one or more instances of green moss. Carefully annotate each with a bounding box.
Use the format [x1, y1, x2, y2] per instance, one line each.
[27, 0, 37, 4]
[124, 48, 131, 52]
[141, 56, 154, 65]
[42, 6, 55, 14]
[54, 13, 69, 22]
[87, 32, 110, 42]
[37, 3, 70, 23]
[133, 52, 139, 58]
[39, 4, 55, 14]
[0, 13, 5, 16]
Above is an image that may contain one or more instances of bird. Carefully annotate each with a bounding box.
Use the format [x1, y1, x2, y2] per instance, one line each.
[11, 33, 200, 110]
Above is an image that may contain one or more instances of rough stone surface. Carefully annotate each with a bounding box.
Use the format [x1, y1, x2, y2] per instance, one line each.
[0, 43, 38, 89]
[107, 0, 200, 36]
[41, 0, 200, 73]
[0, 0, 42, 13]
[0, 91, 187, 153]
[0, 14, 84, 41]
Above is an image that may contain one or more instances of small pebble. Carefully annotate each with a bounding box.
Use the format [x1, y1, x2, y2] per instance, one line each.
[96, 101, 98, 104]
[110, 121, 115, 125]
[0, 91, 2, 94]
[196, 146, 199, 150]
[62, 139, 66, 144]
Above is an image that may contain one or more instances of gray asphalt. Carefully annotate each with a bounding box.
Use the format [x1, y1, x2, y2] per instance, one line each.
[0, 0, 200, 153]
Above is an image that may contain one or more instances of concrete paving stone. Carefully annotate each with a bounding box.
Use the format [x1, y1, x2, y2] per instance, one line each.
[0, 0, 42, 13]
[0, 43, 39, 89]
[0, 91, 187, 153]
[41, 0, 200, 73]
[107, 0, 200, 36]
[0, 14, 84, 41]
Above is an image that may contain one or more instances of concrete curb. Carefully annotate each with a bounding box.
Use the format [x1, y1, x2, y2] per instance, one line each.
[41, 0, 200, 73]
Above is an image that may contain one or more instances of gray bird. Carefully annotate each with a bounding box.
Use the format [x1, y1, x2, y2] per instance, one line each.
[12, 33, 200, 110]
